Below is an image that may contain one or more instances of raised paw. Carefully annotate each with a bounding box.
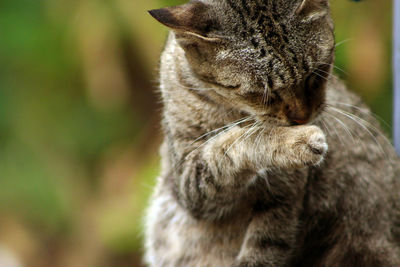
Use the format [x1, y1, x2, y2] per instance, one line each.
[291, 125, 328, 167]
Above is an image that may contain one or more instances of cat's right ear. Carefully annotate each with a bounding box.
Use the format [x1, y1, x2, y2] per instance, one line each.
[295, 0, 329, 22]
[148, 1, 222, 42]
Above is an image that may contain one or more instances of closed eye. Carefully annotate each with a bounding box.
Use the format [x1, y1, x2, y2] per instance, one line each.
[210, 81, 240, 90]
[197, 75, 240, 90]
[241, 91, 264, 98]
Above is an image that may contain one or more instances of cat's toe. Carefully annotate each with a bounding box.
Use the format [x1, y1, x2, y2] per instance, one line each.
[306, 128, 328, 165]
[273, 125, 328, 169]
[308, 131, 328, 155]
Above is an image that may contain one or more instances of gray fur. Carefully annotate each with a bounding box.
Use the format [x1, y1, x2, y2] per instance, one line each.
[145, 0, 400, 266]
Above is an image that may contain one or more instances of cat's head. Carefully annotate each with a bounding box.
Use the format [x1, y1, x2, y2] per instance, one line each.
[150, 0, 335, 126]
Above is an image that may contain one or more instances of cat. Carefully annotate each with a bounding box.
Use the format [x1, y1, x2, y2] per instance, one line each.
[144, 0, 400, 266]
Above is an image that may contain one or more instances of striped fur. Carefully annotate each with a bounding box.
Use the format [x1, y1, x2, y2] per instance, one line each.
[145, 1, 400, 266]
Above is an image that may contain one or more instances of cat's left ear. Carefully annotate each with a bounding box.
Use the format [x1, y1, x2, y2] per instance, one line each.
[295, 0, 329, 22]
[149, 1, 221, 42]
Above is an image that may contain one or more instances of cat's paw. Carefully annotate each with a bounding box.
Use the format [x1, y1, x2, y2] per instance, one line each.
[289, 125, 328, 168]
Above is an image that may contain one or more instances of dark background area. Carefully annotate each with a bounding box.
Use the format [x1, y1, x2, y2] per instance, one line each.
[0, 0, 393, 266]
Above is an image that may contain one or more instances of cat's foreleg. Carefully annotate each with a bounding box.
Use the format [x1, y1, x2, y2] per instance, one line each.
[170, 125, 270, 221]
[233, 125, 328, 267]
[171, 124, 327, 222]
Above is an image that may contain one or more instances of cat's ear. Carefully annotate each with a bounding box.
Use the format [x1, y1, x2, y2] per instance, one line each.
[295, 0, 329, 22]
[149, 1, 221, 42]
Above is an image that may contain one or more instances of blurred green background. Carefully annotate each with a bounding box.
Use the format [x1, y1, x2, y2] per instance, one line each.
[0, 0, 393, 266]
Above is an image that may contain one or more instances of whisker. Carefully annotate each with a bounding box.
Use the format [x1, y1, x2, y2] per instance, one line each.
[312, 61, 349, 76]
[187, 119, 253, 157]
[320, 115, 345, 146]
[189, 116, 253, 146]
[243, 122, 262, 144]
[261, 83, 270, 107]
[329, 106, 393, 148]
[223, 122, 259, 158]
[140, 182, 156, 191]
[262, 86, 268, 105]
[311, 70, 329, 82]
[168, 116, 255, 178]
[323, 109, 366, 154]
[335, 38, 353, 48]
[329, 101, 391, 130]
[327, 106, 390, 160]
[222, 126, 252, 159]
[314, 67, 337, 80]
[240, 121, 261, 144]
[318, 117, 330, 137]
[254, 126, 266, 149]
[331, 65, 349, 76]
[324, 111, 356, 144]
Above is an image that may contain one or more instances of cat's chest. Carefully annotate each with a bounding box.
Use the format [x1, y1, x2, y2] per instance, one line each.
[148, 191, 249, 266]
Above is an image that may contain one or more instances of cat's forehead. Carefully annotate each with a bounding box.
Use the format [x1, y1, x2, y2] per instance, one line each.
[210, 0, 299, 21]
[223, 1, 291, 32]
[208, 0, 305, 50]
[207, 0, 329, 37]
[208, 0, 333, 80]
[211, 0, 305, 81]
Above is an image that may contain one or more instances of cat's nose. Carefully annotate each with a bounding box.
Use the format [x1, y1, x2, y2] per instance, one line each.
[287, 110, 310, 125]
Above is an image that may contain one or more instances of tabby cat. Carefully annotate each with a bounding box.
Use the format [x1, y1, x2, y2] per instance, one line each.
[144, 0, 400, 266]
